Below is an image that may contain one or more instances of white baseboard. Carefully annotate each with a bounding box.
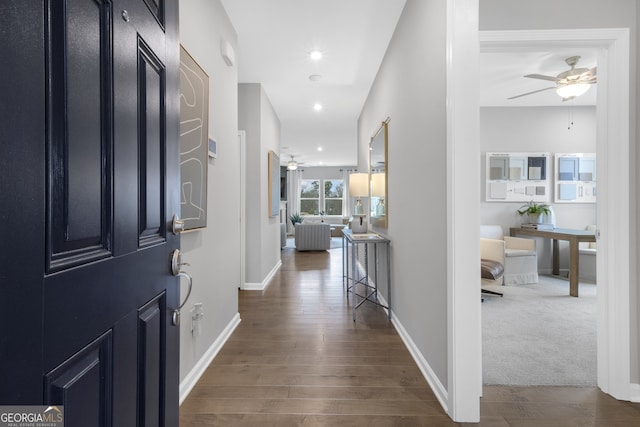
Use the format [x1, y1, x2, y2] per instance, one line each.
[391, 312, 449, 413]
[630, 383, 640, 403]
[242, 260, 282, 291]
[349, 257, 448, 412]
[179, 312, 241, 405]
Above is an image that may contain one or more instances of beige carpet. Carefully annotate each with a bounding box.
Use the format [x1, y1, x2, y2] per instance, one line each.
[482, 275, 597, 386]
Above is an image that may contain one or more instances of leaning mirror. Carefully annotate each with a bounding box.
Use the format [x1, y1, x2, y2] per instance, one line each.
[369, 119, 388, 229]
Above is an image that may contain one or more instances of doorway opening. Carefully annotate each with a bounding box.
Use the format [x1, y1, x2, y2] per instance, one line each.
[478, 28, 631, 399]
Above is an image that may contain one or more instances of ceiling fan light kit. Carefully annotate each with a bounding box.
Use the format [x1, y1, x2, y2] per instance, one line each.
[509, 55, 597, 101]
[556, 83, 591, 100]
[287, 155, 304, 170]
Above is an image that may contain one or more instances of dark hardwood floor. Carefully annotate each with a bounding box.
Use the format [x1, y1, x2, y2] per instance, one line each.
[180, 241, 640, 426]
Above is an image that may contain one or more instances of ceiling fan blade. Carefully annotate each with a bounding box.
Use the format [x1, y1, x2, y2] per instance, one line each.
[578, 69, 597, 84]
[524, 73, 559, 82]
[508, 86, 556, 100]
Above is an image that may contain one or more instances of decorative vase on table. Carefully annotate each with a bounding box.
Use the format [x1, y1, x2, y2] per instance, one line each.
[517, 201, 551, 226]
[541, 206, 556, 228]
[527, 213, 541, 225]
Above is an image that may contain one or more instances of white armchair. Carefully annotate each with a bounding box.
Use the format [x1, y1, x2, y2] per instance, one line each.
[480, 225, 538, 285]
[579, 224, 597, 282]
[294, 223, 331, 251]
[481, 238, 506, 286]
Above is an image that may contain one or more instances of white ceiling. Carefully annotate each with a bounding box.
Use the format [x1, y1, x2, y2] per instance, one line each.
[220, 1, 597, 167]
[220, 0, 407, 167]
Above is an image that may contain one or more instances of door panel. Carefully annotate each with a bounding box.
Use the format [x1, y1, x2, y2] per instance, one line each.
[44, 331, 113, 427]
[138, 295, 165, 426]
[63, 0, 105, 242]
[47, 0, 113, 272]
[1, 0, 180, 424]
[138, 40, 166, 247]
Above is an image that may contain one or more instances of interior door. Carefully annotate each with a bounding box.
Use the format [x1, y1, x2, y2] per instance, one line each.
[0, 0, 180, 425]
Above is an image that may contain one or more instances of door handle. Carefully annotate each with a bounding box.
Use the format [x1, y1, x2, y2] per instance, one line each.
[170, 249, 193, 326]
[171, 272, 193, 326]
[175, 272, 193, 311]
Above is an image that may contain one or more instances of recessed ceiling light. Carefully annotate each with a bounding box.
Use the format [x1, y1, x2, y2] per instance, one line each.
[313, 103, 323, 112]
[310, 50, 322, 61]
[309, 74, 322, 82]
[317, 146, 323, 152]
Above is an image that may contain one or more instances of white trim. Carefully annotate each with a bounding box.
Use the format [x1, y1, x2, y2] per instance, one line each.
[238, 131, 247, 290]
[594, 28, 631, 400]
[630, 384, 640, 403]
[447, 0, 481, 422]
[391, 311, 448, 411]
[242, 260, 282, 291]
[479, 28, 631, 401]
[179, 312, 241, 404]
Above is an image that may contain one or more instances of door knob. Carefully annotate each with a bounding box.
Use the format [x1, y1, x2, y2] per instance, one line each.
[170, 249, 190, 276]
[172, 214, 185, 235]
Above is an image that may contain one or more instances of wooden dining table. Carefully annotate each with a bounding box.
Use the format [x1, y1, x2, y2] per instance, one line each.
[510, 227, 596, 297]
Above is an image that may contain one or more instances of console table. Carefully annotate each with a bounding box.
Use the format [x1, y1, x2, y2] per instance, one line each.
[510, 227, 596, 297]
[342, 229, 391, 321]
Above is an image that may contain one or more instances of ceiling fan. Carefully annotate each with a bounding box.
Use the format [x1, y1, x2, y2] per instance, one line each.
[286, 155, 305, 170]
[508, 56, 597, 101]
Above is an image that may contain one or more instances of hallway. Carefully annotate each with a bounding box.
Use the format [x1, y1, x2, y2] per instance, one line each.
[180, 245, 640, 426]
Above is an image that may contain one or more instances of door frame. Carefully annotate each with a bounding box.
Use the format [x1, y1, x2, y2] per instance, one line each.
[448, 22, 632, 421]
[475, 28, 631, 396]
[238, 130, 247, 290]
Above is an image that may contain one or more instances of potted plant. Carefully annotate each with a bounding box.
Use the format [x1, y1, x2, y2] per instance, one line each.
[289, 212, 303, 227]
[517, 201, 551, 224]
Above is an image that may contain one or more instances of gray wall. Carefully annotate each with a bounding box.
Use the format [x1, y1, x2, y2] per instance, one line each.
[481, 106, 597, 272]
[481, 0, 639, 384]
[178, 0, 241, 383]
[238, 83, 282, 285]
[358, 0, 450, 388]
[636, 0, 640, 387]
[358, 0, 638, 396]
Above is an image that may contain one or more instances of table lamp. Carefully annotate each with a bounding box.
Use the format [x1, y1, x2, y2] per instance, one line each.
[371, 172, 385, 216]
[349, 173, 369, 233]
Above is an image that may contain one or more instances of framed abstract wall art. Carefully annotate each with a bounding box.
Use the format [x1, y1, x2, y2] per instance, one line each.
[179, 45, 209, 230]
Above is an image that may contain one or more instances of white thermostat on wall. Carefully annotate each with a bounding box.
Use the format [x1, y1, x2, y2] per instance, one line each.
[208, 138, 217, 159]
